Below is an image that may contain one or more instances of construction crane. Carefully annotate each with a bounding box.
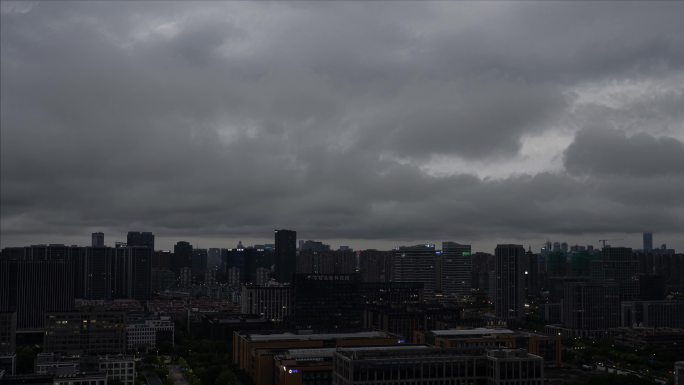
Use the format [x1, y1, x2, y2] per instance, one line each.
[598, 238, 623, 248]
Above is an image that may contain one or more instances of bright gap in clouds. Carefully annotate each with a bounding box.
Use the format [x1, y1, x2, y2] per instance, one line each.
[419, 128, 574, 180]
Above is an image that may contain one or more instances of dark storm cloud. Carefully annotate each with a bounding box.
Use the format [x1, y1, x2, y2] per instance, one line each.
[564, 128, 684, 177]
[2, 1, 684, 250]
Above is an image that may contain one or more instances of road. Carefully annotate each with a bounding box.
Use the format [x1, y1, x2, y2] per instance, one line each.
[168, 365, 190, 385]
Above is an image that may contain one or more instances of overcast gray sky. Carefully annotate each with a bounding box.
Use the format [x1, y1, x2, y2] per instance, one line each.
[1, 1, 683, 252]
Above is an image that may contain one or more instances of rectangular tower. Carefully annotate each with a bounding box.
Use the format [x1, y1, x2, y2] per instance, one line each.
[494, 244, 527, 322]
[274, 229, 296, 283]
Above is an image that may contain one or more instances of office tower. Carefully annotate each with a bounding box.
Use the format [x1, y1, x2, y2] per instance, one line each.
[207, 248, 222, 267]
[224, 246, 274, 284]
[240, 282, 292, 323]
[392, 244, 437, 295]
[563, 281, 620, 334]
[602, 246, 639, 301]
[91, 232, 104, 248]
[172, 241, 193, 274]
[526, 248, 540, 298]
[441, 242, 471, 297]
[126, 231, 155, 250]
[643, 232, 653, 252]
[291, 274, 362, 329]
[359, 249, 392, 282]
[191, 248, 208, 279]
[494, 244, 527, 321]
[83, 246, 113, 300]
[112, 246, 152, 300]
[471, 252, 493, 292]
[0, 245, 76, 330]
[274, 229, 296, 283]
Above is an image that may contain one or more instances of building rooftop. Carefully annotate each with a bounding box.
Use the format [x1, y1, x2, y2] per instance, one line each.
[430, 328, 514, 337]
[244, 331, 391, 342]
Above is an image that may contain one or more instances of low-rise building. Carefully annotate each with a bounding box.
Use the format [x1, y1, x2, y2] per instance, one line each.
[126, 316, 174, 351]
[331, 346, 544, 385]
[233, 330, 402, 385]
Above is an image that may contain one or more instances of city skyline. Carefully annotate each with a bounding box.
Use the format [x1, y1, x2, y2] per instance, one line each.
[0, 229, 674, 255]
[2, 2, 684, 253]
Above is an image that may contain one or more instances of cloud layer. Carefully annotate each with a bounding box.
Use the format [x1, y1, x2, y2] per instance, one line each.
[2, 2, 683, 251]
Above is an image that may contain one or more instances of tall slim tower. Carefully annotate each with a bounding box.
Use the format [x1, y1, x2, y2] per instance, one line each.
[441, 242, 472, 297]
[643, 232, 653, 252]
[274, 229, 296, 283]
[494, 244, 526, 322]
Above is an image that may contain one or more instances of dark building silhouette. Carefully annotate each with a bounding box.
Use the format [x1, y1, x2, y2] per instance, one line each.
[563, 281, 620, 335]
[91, 232, 104, 248]
[173, 241, 193, 274]
[126, 231, 154, 250]
[494, 244, 527, 322]
[392, 244, 437, 295]
[83, 247, 113, 300]
[359, 249, 392, 282]
[223, 247, 274, 284]
[0, 245, 76, 330]
[112, 246, 152, 300]
[297, 249, 356, 275]
[291, 274, 362, 329]
[440, 242, 471, 297]
[600, 246, 639, 301]
[274, 229, 296, 283]
[191, 248, 208, 280]
[643, 232, 653, 252]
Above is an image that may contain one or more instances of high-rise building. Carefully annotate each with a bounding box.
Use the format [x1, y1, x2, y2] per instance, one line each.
[563, 281, 620, 335]
[0, 245, 76, 330]
[601, 246, 639, 301]
[359, 250, 392, 282]
[91, 232, 104, 248]
[392, 244, 437, 295]
[274, 229, 296, 283]
[291, 274, 362, 329]
[441, 242, 471, 297]
[126, 231, 154, 250]
[83, 247, 113, 300]
[494, 244, 527, 322]
[112, 246, 152, 301]
[643, 232, 653, 252]
[173, 241, 193, 274]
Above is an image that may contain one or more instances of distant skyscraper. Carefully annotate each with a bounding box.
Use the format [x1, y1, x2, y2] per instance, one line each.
[441, 242, 472, 297]
[494, 244, 527, 321]
[392, 244, 437, 295]
[126, 231, 155, 250]
[274, 229, 296, 283]
[173, 241, 193, 274]
[643, 232, 653, 252]
[91, 232, 104, 248]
